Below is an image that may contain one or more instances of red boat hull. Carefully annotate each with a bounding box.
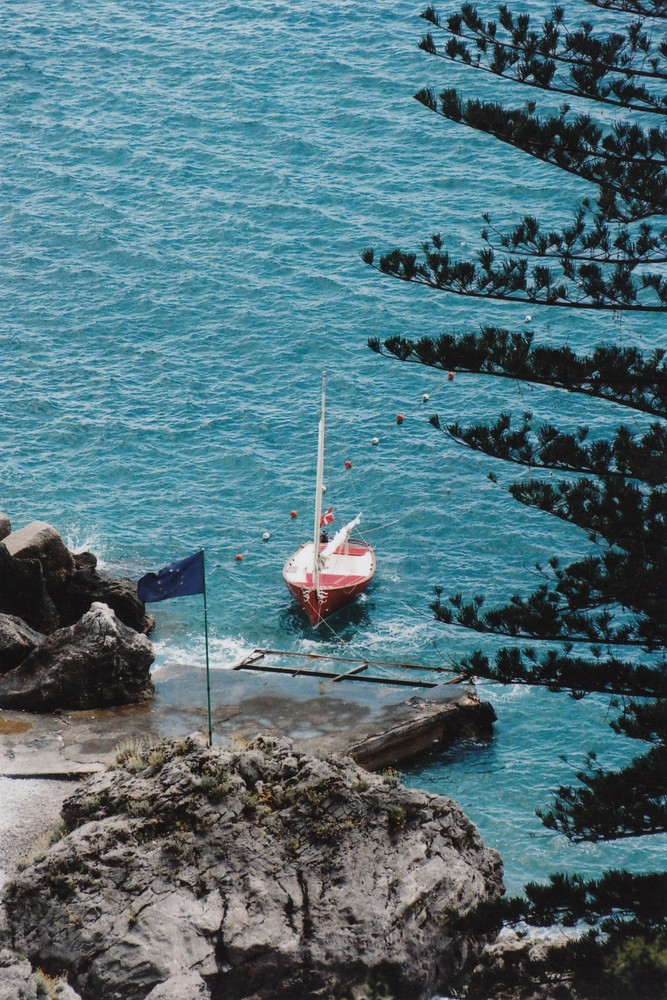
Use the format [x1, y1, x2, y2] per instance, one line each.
[285, 575, 371, 626]
[283, 538, 375, 626]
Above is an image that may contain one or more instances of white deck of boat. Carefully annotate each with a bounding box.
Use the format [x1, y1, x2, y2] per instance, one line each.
[283, 540, 375, 587]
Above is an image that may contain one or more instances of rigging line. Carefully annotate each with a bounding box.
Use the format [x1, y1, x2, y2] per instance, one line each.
[312, 614, 403, 679]
[362, 514, 419, 535]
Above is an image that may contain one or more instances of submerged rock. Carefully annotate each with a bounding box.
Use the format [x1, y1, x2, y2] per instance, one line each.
[5, 734, 503, 1000]
[0, 603, 154, 711]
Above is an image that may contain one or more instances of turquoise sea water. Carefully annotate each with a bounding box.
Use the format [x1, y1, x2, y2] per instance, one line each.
[1, 0, 665, 896]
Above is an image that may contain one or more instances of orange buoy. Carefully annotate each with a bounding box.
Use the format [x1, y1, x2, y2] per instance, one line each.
[290, 510, 298, 518]
[344, 460, 352, 469]
[396, 413, 404, 424]
[448, 371, 455, 381]
[235, 553, 243, 562]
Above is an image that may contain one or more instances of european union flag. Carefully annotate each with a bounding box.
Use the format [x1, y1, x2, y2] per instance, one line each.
[137, 550, 205, 603]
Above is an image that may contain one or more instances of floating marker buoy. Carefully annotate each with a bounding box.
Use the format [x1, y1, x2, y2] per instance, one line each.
[262, 532, 270, 541]
[448, 371, 455, 381]
[235, 553, 243, 562]
[371, 437, 379, 446]
[344, 460, 352, 469]
[290, 510, 298, 518]
[524, 314, 532, 323]
[422, 393, 430, 403]
[396, 413, 404, 424]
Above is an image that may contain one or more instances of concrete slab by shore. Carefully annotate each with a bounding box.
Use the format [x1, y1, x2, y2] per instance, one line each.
[0, 664, 493, 778]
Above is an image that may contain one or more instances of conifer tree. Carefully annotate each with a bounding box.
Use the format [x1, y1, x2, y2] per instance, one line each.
[364, 1, 666, 995]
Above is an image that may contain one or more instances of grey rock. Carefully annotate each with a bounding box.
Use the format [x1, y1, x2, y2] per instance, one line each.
[53, 981, 84, 1000]
[0, 614, 45, 673]
[0, 602, 154, 711]
[0, 514, 10, 542]
[6, 735, 503, 1000]
[143, 972, 211, 999]
[0, 947, 33, 1000]
[58, 550, 153, 634]
[3, 521, 75, 593]
[0, 543, 59, 634]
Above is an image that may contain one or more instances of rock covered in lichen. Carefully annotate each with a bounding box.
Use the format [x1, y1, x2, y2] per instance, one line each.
[5, 734, 503, 1000]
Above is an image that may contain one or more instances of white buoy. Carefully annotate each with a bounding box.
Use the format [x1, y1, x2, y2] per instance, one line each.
[262, 532, 270, 541]
[371, 437, 379, 446]
[524, 314, 532, 323]
[422, 393, 430, 403]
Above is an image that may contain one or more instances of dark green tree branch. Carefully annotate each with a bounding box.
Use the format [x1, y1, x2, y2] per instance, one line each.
[435, 412, 667, 485]
[368, 329, 667, 417]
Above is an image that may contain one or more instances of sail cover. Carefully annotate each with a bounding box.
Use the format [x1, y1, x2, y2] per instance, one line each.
[320, 514, 362, 560]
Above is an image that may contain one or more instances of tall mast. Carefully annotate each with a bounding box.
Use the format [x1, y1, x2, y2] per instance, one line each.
[312, 372, 326, 596]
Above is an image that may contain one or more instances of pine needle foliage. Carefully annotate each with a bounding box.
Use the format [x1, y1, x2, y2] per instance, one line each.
[365, 0, 666, 995]
[361, 0, 667, 309]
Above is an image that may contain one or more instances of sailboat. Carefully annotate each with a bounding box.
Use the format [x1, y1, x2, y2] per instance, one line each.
[283, 373, 376, 626]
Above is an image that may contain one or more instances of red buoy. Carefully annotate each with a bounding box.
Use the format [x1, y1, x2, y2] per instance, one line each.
[344, 460, 352, 469]
[290, 510, 298, 518]
[448, 371, 455, 381]
[235, 553, 243, 562]
[396, 413, 404, 424]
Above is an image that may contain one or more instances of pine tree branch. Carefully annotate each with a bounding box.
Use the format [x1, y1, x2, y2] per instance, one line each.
[584, 0, 667, 17]
[432, 545, 666, 647]
[459, 646, 667, 697]
[435, 413, 667, 485]
[421, 4, 667, 82]
[368, 330, 667, 417]
[414, 89, 667, 218]
[363, 245, 667, 310]
[509, 476, 666, 553]
[538, 743, 667, 841]
[481, 210, 667, 266]
[419, 12, 667, 114]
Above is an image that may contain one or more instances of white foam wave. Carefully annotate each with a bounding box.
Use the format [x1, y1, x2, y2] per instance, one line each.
[151, 634, 254, 673]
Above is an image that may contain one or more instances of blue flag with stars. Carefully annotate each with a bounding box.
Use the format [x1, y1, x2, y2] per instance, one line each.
[137, 550, 205, 603]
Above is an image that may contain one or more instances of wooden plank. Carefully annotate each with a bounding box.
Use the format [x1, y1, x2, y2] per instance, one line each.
[249, 647, 453, 674]
[232, 650, 266, 670]
[332, 662, 368, 682]
[235, 661, 437, 689]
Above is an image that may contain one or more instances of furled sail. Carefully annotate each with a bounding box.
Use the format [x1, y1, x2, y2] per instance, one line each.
[320, 514, 362, 560]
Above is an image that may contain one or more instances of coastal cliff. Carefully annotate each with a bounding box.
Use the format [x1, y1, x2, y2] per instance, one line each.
[4, 733, 503, 1000]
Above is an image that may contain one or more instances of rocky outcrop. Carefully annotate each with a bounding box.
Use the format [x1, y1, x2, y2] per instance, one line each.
[56, 550, 150, 633]
[3, 521, 76, 595]
[1, 522, 151, 636]
[0, 603, 154, 711]
[5, 735, 503, 1000]
[0, 947, 82, 1000]
[0, 514, 11, 543]
[0, 541, 59, 634]
[0, 614, 45, 673]
[0, 516, 154, 709]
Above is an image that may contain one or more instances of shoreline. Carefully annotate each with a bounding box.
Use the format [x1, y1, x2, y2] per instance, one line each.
[0, 775, 74, 897]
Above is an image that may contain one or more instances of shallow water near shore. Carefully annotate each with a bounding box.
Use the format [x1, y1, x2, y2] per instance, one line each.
[1, 0, 665, 898]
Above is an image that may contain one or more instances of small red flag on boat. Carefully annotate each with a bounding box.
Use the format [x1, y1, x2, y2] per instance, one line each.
[320, 506, 334, 527]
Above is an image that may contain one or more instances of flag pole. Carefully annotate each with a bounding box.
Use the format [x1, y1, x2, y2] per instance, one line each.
[202, 548, 213, 746]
